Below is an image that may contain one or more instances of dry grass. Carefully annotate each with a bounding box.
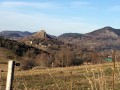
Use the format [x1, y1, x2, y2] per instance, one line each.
[1, 62, 120, 90]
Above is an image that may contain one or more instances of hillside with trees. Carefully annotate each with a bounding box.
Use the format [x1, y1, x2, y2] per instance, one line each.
[1, 27, 119, 69]
[0, 33, 105, 70]
[58, 26, 120, 51]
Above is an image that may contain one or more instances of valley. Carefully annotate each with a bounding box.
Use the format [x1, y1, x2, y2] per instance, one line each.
[1, 26, 120, 89]
[1, 26, 120, 69]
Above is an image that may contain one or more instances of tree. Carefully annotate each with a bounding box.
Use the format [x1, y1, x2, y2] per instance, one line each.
[35, 53, 52, 67]
[54, 48, 74, 67]
[20, 58, 36, 70]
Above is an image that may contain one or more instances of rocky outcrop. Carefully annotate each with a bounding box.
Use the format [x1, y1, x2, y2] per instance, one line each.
[33, 30, 47, 39]
[87, 26, 119, 38]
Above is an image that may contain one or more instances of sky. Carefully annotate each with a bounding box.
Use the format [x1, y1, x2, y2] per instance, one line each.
[0, 0, 120, 36]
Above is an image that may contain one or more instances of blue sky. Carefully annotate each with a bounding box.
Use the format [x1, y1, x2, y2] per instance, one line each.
[0, 0, 120, 35]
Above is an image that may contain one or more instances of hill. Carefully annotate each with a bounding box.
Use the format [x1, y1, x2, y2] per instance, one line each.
[58, 33, 83, 42]
[1, 27, 120, 69]
[0, 31, 32, 40]
[0, 36, 52, 69]
[0, 32, 84, 69]
[58, 33, 83, 38]
[86, 26, 120, 38]
[58, 26, 120, 51]
[22, 30, 55, 40]
[21, 30, 66, 52]
[32, 30, 53, 39]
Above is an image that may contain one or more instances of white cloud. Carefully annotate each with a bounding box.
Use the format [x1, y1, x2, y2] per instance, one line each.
[0, 10, 99, 35]
[70, 1, 91, 8]
[0, 1, 93, 10]
[0, 1, 55, 9]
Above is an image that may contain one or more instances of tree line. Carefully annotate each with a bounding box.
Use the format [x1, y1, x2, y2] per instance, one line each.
[0, 36, 106, 70]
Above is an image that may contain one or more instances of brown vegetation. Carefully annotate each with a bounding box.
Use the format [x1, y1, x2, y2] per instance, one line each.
[1, 63, 120, 90]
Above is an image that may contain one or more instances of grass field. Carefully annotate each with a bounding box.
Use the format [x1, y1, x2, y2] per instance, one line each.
[1, 62, 120, 90]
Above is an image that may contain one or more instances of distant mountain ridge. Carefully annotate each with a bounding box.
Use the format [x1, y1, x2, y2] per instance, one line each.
[1, 26, 120, 51]
[58, 26, 120, 40]
[0, 30, 56, 40]
[58, 33, 83, 42]
[32, 30, 54, 39]
[86, 26, 120, 37]
[21, 30, 55, 41]
[0, 31, 33, 39]
[58, 33, 83, 38]
[1, 26, 120, 39]
[58, 26, 120, 51]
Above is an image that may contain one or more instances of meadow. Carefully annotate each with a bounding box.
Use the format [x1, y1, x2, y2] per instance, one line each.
[1, 62, 120, 90]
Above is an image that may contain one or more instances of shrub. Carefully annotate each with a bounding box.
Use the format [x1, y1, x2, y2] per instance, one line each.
[72, 59, 84, 66]
[20, 59, 36, 70]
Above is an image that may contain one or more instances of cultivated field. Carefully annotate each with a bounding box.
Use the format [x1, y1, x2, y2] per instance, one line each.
[1, 62, 120, 90]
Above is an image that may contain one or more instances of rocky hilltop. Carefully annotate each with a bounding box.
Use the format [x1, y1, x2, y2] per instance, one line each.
[1, 26, 120, 69]
[86, 26, 120, 38]
[32, 30, 48, 39]
[1, 26, 120, 51]
[22, 30, 53, 41]
[58, 26, 120, 51]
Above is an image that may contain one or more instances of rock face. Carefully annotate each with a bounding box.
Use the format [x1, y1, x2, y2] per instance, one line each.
[87, 26, 119, 38]
[58, 26, 120, 51]
[33, 30, 48, 39]
[102, 30, 118, 37]
[21, 30, 55, 42]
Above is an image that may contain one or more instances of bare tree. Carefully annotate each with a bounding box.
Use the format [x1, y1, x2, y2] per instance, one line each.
[35, 53, 51, 67]
[54, 48, 74, 67]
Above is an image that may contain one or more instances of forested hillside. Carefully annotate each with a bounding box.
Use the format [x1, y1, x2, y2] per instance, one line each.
[1, 27, 119, 70]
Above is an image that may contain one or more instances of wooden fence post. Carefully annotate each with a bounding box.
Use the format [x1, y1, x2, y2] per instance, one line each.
[6, 61, 15, 90]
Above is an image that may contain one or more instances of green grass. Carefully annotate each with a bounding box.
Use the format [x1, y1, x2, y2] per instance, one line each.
[1, 63, 120, 90]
